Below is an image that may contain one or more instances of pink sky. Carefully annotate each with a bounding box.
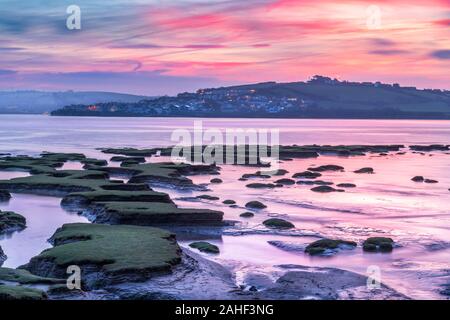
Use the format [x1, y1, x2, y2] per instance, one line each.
[0, 0, 449, 95]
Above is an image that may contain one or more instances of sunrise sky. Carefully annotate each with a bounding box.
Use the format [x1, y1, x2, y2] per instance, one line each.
[0, 0, 449, 95]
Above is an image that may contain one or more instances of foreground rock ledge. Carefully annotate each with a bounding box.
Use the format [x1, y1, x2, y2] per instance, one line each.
[23, 223, 182, 290]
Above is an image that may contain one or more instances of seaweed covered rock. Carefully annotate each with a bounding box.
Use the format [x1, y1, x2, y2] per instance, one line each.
[292, 171, 322, 179]
[87, 201, 224, 226]
[311, 186, 342, 193]
[354, 167, 374, 174]
[23, 223, 182, 289]
[410, 145, 449, 152]
[336, 183, 356, 188]
[305, 239, 357, 256]
[424, 179, 438, 184]
[240, 212, 254, 218]
[0, 246, 6, 266]
[246, 183, 276, 189]
[0, 210, 26, 234]
[61, 189, 172, 208]
[263, 218, 295, 229]
[189, 241, 220, 254]
[274, 178, 295, 185]
[0, 267, 64, 285]
[363, 237, 394, 252]
[0, 285, 47, 300]
[222, 199, 236, 205]
[245, 201, 267, 209]
[0, 190, 11, 202]
[196, 194, 220, 201]
[210, 178, 223, 184]
[411, 176, 425, 182]
[308, 165, 344, 172]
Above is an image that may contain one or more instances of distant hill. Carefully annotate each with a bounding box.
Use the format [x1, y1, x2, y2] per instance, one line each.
[0, 91, 152, 114]
[52, 76, 450, 119]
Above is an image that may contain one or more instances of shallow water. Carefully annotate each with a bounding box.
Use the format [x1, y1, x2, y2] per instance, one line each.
[0, 115, 449, 299]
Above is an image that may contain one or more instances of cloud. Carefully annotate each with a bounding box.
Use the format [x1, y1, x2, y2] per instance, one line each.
[368, 49, 410, 56]
[430, 50, 450, 60]
[0, 70, 227, 95]
[0, 69, 17, 76]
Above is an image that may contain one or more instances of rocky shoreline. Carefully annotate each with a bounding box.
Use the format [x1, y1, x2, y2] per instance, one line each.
[0, 144, 449, 300]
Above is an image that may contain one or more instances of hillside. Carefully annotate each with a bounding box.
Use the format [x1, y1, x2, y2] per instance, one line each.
[52, 76, 450, 119]
[0, 91, 151, 114]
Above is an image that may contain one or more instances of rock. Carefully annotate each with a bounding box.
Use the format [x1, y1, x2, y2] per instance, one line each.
[411, 176, 425, 182]
[189, 242, 220, 254]
[246, 183, 276, 189]
[87, 202, 224, 226]
[0, 210, 27, 234]
[23, 223, 182, 290]
[424, 179, 438, 184]
[410, 145, 449, 152]
[292, 171, 322, 179]
[311, 186, 342, 193]
[245, 201, 267, 209]
[222, 199, 236, 205]
[240, 212, 254, 218]
[354, 167, 374, 174]
[241, 173, 271, 179]
[260, 169, 289, 176]
[274, 178, 295, 185]
[0, 267, 64, 285]
[263, 218, 295, 229]
[0, 190, 11, 202]
[305, 239, 357, 256]
[0, 285, 47, 300]
[363, 237, 394, 252]
[210, 178, 223, 184]
[0, 247, 6, 266]
[308, 165, 344, 172]
[196, 194, 220, 201]
[336, 183, 356, 188]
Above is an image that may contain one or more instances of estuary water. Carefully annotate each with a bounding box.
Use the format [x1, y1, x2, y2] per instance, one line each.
[0, 115, 449, 299]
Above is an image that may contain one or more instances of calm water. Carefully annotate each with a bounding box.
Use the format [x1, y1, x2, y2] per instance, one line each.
[0, 115, 449, 299]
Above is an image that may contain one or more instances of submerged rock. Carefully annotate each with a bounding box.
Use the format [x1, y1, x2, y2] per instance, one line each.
[354, 167, 374, 174]
[292, 171, 322, 179]
[305, 239, 357, 256]
[196, 194, 220, 201]
[222, 199, 236, 205]
[363, 237, 394, 252]
[246, 183, 276, 189]
[311, 186, 343, 193]
[0, 190, 11, 202]
[274, 178, 295, 185]
[411, 176, 425, 182]
[245, 201, 267, 209]
[0, 210, 26, 234]
[424, 179, 438, 184]
[308, 165, 344, 172]
[189, 242, 220, 254]
[240, 212, 254, 218]
[336, 183, 357, 188]
[263, 218, 295, 229]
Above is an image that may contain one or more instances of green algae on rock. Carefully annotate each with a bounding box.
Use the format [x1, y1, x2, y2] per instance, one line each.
[189, 241, 220, 254]
[23, 223, 182, 289]
[263, 218, 295, 229]
[87, 201, 224, 226]
[0, 267, 64, 285]
[245, 201, 267, 209]
[363, 237, 394, 252]
[305, 239, 357, 256]
[0, 285, 48, 300]
[0, 210, 26, 234]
